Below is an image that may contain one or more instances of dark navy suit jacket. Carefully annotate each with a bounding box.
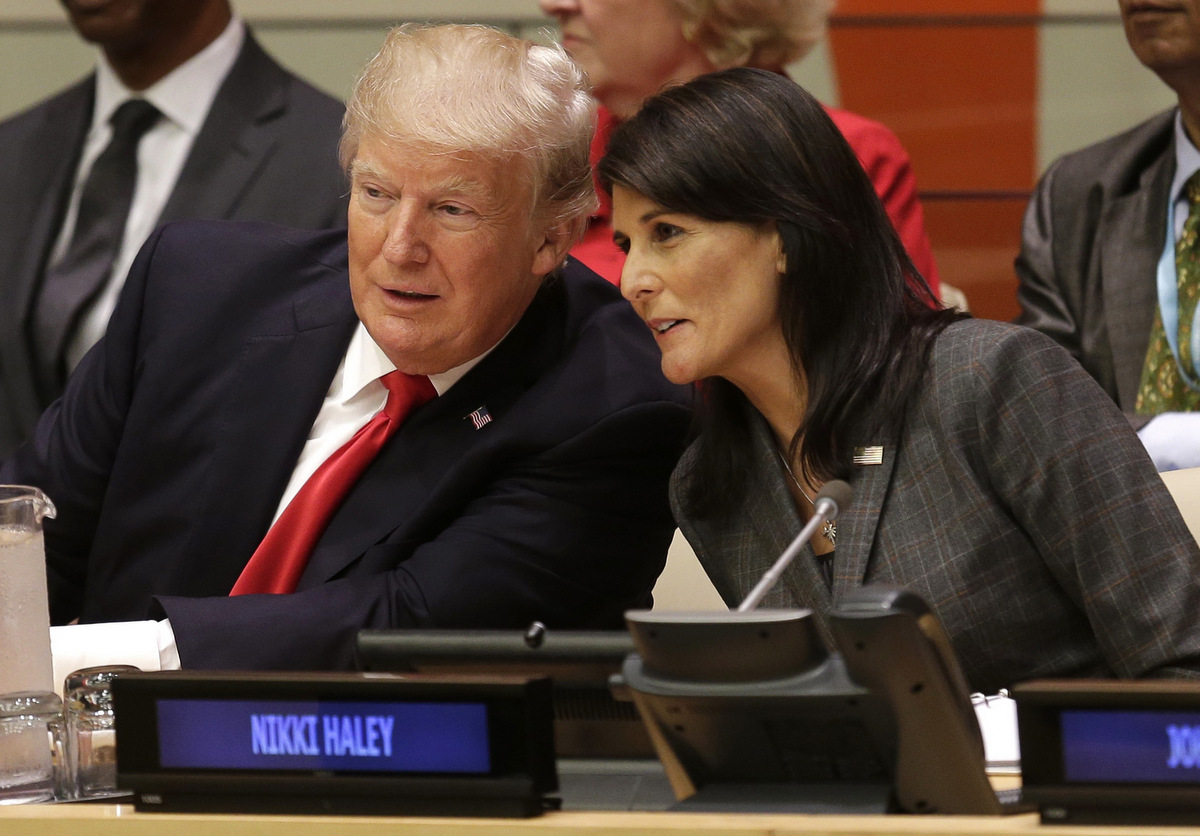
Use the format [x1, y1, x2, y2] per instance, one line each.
[0, 221, 692, 671]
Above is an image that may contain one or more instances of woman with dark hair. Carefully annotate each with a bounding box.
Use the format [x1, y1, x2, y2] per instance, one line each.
[601, 67, 1200, 694]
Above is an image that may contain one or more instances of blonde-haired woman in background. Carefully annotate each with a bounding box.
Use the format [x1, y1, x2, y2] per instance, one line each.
[540, 0, 942, 299]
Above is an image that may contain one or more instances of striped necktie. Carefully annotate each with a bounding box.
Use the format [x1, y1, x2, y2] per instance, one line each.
[33, 99, 161, 386]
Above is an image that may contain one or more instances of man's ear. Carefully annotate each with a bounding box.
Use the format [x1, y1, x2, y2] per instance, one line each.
[531, 215, 585, 277]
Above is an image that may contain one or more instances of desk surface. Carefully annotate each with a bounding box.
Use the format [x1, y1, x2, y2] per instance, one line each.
[0, 804, 1194, 836]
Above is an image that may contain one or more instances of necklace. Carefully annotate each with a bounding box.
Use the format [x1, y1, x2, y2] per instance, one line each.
[777, 452, 837, 546]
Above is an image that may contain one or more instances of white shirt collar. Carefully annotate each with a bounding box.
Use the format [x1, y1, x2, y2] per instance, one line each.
[1171, 108, 1200, 207]
[341, 322, 494, 399]
[92, 16, 245, 137]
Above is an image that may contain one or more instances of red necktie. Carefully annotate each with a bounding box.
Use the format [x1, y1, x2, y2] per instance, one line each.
[231, 370, 436, 595]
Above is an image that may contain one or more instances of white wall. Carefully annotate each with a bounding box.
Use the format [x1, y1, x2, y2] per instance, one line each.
[0, 1, 1177, 174]
[0, 1, 549, 118]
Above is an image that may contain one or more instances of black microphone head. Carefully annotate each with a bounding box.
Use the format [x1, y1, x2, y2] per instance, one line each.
[815, 479, 853, 520]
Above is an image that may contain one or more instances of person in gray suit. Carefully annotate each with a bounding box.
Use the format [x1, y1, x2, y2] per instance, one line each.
[1016, 0, 1200, 472]
[0, 0, 347, 459]
[601, 68, 1200, 695]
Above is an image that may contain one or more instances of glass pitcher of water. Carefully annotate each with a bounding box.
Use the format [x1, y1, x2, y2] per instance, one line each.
[0, 485, 60, 803]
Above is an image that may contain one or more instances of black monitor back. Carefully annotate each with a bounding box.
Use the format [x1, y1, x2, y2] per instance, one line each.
[620, 588, 1005, 815]
[356, 628, 653, 760]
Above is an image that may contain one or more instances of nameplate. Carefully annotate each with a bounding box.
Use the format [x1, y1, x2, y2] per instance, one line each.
[113, 671, 556, 817]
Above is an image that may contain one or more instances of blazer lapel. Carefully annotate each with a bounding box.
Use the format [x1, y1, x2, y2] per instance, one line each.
[831, 426, 900, 605]
[159, 35, 289, 223]
[733, 414, 835, 639]
[189, 277, 358, 593]
[1100, 139, 1173, 409]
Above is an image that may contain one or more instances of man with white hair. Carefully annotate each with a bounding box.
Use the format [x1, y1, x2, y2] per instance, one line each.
[1, 24, 692, 673]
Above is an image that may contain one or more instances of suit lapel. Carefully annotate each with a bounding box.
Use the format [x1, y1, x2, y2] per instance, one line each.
[0, 80, 93, 415]
[159, 35, 289, 223]
[738, 414, 834, 620]
[296, 279, 564, 587]
[192, 277, 358, 593]
[1100, 137, 1173, 409]
[739, 410, 901, 617]
[831, 428, 900, 604]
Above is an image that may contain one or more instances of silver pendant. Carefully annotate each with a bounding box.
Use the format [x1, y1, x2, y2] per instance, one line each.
[823, 520, 837, 546]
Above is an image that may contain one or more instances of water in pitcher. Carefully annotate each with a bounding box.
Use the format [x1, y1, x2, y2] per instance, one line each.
[0, 691, 61, 803]
[0, 487, 60, 803]
[0, 526, 54, 696]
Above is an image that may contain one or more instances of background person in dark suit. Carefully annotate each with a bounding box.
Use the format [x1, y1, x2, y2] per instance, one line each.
[0, 23, 691, 675]
[0, 0, 348, 459]
[602, 68, 1200, 695]
[1016, 0, 1200, 472]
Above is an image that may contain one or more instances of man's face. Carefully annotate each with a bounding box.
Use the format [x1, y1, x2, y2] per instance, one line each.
[59, 0, 213, 50]
[347, 136, 568, 375]
[1120, 0, 1200, 82]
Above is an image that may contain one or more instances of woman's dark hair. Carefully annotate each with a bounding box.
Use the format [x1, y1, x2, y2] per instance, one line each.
[599, 67, 964, 520]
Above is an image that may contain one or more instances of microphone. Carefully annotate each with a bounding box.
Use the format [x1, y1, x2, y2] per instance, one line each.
[736, 479, 853, 612]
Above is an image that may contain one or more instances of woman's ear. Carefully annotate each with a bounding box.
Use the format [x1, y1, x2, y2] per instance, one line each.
[775, 234, 787, 275]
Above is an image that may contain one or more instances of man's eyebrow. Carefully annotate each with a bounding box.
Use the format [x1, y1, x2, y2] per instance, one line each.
[348, 159, 385, 181]
[348, 163, 492, 200]
[428, 173, 491, 199]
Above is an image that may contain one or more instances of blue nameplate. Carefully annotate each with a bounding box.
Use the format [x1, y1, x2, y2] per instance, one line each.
[1016, 679, 1200, 826]
[113, 671, 556, 817]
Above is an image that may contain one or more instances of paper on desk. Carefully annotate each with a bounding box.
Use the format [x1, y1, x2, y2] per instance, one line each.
[973, 693, 1020, 773]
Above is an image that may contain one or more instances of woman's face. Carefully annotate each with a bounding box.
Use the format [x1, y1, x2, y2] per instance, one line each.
[612, 185, 789, 389]
[539, 0, 713, 118]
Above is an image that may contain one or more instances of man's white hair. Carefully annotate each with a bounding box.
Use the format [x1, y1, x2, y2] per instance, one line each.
[341, 23, 598, 230]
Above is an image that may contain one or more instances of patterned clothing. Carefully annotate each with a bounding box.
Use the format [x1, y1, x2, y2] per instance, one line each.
[1137, 171, 1200, 415]
[673, 319, 1200, 694]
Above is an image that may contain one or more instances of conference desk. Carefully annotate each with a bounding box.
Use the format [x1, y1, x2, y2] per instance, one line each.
[0, 803, 1195, 836]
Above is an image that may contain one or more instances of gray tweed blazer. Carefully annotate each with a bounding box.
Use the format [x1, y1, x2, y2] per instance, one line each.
[672, 319, 1200, 694]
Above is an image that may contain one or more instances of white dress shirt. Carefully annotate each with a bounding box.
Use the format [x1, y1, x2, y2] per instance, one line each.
[57, 17, 245, 372]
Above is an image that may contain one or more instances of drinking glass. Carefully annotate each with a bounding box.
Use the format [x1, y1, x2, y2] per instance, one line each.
[0, 692, 62, 804]
[63, 666, 140, 800]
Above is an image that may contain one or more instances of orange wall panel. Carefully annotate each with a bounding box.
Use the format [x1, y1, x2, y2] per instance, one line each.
[924, 199, 1026, 321]
[829, 24, 1038, 192]
[837, 0, 1038, 15]
[826, 6, 1040, 317]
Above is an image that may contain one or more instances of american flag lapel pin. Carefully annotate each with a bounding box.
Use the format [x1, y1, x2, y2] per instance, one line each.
[466, 406, 493, 430]
[852, 445, 884, 465]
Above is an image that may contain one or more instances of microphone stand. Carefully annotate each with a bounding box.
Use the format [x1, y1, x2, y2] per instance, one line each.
[737, 480, 852, 612]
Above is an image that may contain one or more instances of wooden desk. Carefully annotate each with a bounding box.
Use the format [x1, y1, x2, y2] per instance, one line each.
[0, 804, 1194, 836]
